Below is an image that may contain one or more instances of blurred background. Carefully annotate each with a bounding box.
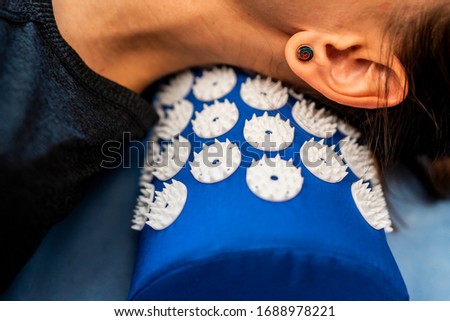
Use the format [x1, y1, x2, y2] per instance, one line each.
[386, 166, 450, 300]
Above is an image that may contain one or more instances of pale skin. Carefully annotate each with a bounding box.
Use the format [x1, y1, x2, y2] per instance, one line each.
[53, 0, 426, 108]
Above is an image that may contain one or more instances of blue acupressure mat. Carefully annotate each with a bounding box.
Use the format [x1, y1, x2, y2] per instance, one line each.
[128, 66, 408, 300]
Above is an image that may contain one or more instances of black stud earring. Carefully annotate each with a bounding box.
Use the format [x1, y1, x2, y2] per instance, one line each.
[297, 45, 314, 62]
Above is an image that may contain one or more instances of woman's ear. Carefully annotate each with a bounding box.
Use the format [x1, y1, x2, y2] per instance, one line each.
[285, 30, 408, 108]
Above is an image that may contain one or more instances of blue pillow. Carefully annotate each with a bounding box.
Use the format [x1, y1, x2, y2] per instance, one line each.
[128, 66, 408, 300]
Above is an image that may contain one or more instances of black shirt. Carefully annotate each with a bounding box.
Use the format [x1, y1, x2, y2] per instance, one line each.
[0, 0, 157, 291]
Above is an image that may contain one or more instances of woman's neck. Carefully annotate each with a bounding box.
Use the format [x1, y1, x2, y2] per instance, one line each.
[53, 0, 303, 93]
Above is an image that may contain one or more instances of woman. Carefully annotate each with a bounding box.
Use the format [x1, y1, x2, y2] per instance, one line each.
[54, 0, 450, 195]
[0, 0, 448, 292]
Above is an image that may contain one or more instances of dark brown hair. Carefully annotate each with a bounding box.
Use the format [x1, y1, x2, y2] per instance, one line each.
[330, 2, 450, 199]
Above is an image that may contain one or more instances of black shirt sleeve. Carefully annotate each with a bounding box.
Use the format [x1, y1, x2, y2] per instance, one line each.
[0, 0, 158, 292]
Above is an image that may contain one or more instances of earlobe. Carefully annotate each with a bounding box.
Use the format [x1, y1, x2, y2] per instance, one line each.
[285, 31, 408, 108]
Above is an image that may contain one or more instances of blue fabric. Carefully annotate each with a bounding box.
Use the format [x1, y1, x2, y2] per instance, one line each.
[4, 159, 449, 300]
[128, 67, 408, 300]
[2, 160, 141, 300]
